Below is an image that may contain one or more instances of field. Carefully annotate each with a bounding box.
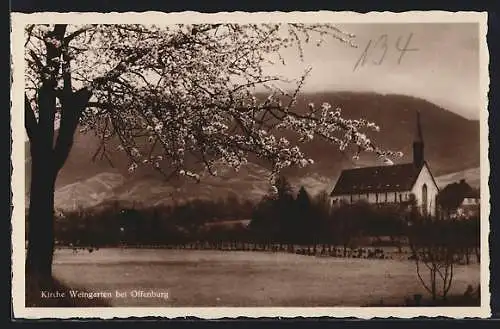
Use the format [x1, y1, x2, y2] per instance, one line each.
[47, 248, 480, 307]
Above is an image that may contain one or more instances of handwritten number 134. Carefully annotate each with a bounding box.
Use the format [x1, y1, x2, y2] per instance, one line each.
[353, 33, 419, 71]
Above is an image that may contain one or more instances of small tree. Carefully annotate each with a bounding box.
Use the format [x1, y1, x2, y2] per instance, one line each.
[330, 201, 370, 256]
[312, 190, 332, 245]
[272, 176, 296, 245]
[456, 216, 480, 265]
[368, 205, 405, 250]
[291, 186, 313, 244]
[437, 180, 473, 218]
[249, 194, 279, 244]
[407, 217, 459, 302]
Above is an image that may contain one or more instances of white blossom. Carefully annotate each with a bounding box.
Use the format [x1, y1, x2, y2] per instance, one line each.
[383, 158, 394, 166]
[24, 23, 396, 186]
[128, 162, 138, 173]
[130, 147, 140, 157]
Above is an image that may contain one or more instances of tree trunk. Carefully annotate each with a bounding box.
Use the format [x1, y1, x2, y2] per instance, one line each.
[26, 151, 57, 280]
[25, 83, 91, 286]
[431, 267, 437, 301]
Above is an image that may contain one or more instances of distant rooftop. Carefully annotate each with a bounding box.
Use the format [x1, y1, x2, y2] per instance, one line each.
[331, 162, 423, 196]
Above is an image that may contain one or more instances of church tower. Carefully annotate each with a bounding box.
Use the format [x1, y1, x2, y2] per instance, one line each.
[413, 111, 424, 167]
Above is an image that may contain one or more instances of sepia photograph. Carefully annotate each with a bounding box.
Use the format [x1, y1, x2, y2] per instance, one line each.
[11, 11, 490, 318]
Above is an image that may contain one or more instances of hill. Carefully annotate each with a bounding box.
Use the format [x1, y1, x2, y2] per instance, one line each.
[435, 167, 481, 189]
[283, 91, 479, 177]
[24, 91, 481, 210]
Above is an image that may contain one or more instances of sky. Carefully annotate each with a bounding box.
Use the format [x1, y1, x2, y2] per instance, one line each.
[267, 23, 481, 120]
[25, 22, 481, 146]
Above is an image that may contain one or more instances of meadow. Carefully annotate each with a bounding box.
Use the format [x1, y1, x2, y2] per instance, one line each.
[50, 248, 480, 307]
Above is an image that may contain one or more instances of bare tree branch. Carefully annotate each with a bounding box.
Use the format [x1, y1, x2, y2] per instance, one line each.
[63, 26, 93, 44]
[24, 24, 35, 47]
[28, 50, 44, 71]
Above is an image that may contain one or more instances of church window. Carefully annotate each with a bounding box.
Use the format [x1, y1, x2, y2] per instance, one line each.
[422, 184, 428, 215]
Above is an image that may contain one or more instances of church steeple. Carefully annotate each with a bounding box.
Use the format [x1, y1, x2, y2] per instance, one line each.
[413, 111, 424, 167]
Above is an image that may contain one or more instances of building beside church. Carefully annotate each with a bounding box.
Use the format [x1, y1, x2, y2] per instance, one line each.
[330, 112, 439, 216]
[451, 179, 480, 219]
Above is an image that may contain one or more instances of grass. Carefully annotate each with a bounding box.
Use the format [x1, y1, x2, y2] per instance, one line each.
[29, 248, 481, 307]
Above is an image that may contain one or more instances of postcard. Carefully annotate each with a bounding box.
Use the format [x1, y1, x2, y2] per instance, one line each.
[11, 10, 490, 319]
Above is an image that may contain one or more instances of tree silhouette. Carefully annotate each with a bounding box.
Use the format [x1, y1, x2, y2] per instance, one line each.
[296, 186, 311, 209]
[250, 194, 279, 243]
[407, 218, 460, 301]
[330, 201, 371, 255]
[293, 186, 315, 244]
[437, 180, 474, 217]
[275, 177, 297, 244]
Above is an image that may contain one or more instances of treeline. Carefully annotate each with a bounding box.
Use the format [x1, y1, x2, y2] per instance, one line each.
[51, 176, 480, 262]
[53, 194, 254, 246]
[249, 176, 409, 251]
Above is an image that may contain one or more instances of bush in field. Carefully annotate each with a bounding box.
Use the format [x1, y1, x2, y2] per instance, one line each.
[326, 200, 408, 249]
[329, 201, 372, 255]
[406, 216, 471, 301]
[368, 205, 406, 249]
[453, 216, 480, 264]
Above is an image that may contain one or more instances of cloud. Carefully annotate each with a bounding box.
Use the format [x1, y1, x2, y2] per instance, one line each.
[269, 23, 480, 119]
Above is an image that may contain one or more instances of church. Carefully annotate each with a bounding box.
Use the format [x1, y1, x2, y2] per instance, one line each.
[330, 112, 439, 216]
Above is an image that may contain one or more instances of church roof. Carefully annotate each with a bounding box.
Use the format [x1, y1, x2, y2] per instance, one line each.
[330, 162, 423, 196]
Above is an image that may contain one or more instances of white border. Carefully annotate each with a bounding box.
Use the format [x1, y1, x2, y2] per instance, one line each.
[11, 10, 491, 319]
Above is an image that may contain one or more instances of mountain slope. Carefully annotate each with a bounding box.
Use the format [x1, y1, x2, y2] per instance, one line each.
[50, 165, 480, 211]
[435, 167, 481, 189]
[282, 91, 479, 178]
[24, 91, 481, 210]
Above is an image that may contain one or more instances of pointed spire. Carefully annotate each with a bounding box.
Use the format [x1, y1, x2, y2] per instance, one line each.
[413, 110, 424, 167]
[415, 110, 423, 142]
